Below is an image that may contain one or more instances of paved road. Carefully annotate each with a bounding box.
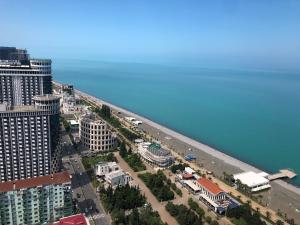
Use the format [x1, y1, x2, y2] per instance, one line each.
[61, 129, 110, 225]
[114, 152, 179, 225]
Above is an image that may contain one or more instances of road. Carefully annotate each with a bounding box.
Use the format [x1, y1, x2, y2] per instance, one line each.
[61, 128, 110, 225]
[114, 152, 179, 225]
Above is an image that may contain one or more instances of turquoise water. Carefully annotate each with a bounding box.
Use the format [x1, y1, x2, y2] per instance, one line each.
[54, 59, 300, 185]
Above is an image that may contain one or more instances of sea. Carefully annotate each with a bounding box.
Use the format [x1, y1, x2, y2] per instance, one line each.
[53, 59, 300, 186]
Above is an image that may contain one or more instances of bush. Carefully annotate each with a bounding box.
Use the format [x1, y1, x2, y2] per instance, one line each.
[188, 198, 205, 218]
[166, 202, 203, 225]
[139, 171, 174, 201]
[226, 204, 267, 225]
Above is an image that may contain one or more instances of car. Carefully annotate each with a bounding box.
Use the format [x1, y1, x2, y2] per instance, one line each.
[79, 172, 82, 176]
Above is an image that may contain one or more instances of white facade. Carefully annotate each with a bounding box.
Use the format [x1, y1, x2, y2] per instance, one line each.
[79, 114, 116, 152]
[233, 171, 271, 192]
[138, 142, 174, 167]
[105, 170, 131, 187]
[94, 162, 120, 177]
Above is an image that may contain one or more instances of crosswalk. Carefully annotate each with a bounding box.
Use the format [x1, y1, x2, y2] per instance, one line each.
[88, 213, 106, 221]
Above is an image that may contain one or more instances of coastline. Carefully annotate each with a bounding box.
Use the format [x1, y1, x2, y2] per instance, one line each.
[54, 81, 300, 222]
[74, 88, 300, 194]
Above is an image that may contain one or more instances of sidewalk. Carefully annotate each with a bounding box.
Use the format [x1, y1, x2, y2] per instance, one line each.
[115, 152, 179, 225]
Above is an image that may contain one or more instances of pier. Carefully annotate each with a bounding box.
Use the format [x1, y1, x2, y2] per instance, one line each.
[268, 169, 297, 181]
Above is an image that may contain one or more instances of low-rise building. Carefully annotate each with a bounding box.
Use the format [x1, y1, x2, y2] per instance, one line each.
[233, 171, 271, 192]
[0, 171, 73, 225]
[138, 142, 175, 167]
[196, 177, 239, 214]
[95, 162, 120, 177]
[49, 213, 90, 225]
[105, 170, 132, 187]
[79, 113, 117, 152]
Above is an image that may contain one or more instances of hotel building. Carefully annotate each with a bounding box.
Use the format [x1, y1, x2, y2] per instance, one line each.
[0, 47, 52, 107]
[0, 95, 61, 182]
[79, 113, 116, 152]
[0, 171, 73, 225]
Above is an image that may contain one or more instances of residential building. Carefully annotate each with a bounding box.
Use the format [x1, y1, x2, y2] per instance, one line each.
[49, 214, 90, 225]
[0, 47, 52, 107]
[94, 162, 120, 177]
[105, 170, 132, 187]
[0, 95, 61, 182]
[79, 113, 116, 152]
[0, 171, 73, 225]
[138, 142, 175, 167]
[60, 84, 76, 114]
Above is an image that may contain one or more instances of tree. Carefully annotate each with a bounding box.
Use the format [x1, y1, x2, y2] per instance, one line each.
[100, 104, 111, 118]
[276, 220, 284, 225]
[266, 211, 271, 220]
[119, 142, 127, 158]
[128, 208, 140, 225]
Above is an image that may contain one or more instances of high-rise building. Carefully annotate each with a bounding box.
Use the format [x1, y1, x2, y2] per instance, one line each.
[0, 171, 73, 225]
[0, 95, 61, 182]
[0, 47, 52, 107]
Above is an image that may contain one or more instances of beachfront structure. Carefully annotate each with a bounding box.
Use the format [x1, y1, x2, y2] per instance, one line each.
[94, 162, 120, 177]
[79, 113, 116, 152]
[0, 47, 52, 107]
[105, 170, 132, 187]
[183, 180, 200, 194]
[0, 95, 61, 182]
[233, 171, 271, 192]
[49, 214, 90, 225]
[0, 171, 73, 225]
[138, 142, 175, 167]
[196, 177, 231, 214]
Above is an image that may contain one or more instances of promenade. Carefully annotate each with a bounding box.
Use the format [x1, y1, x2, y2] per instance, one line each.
[53, 81, 300, 223]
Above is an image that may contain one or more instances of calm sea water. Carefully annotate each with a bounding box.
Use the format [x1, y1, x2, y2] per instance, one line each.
[54, 59, 300, 185]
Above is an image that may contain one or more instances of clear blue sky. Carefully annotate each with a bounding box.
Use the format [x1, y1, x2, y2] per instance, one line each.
[1, 0, 300, 70]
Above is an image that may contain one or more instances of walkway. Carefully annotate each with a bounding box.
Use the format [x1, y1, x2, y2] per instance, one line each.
[114, 152, 179, 225]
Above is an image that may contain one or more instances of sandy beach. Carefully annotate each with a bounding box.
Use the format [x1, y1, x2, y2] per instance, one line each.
[69, 85, 300, 223]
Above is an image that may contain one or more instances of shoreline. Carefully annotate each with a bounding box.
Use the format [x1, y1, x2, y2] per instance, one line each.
[73, 88, 300, 195]
[54, 81, 300, 222]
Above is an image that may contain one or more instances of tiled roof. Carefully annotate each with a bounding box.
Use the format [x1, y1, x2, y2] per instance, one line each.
[49, 214, 88, 225]
[197, 178, 224, 195]
[182, 173, 194, 179]
[0, 171, 71, 192]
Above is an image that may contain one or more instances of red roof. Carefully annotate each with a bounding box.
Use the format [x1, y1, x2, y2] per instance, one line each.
[197, 178, 224, 195]
[49, 214, 88, 225]
[0, 171, 71, 192]
[182, 173, 194, 179]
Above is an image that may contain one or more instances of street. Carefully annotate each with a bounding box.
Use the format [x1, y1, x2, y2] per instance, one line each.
[61, 128, 110, 225]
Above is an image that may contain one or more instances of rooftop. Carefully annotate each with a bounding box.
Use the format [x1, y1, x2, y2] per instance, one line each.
[0, 171, 71, 192]
[148, 143, 171, 156]
[49, 214, 89, 225]
[197, 178, 225, 196]
[105, 170, 125, 179]
[33, 94, 60, 101]
[233, 171, 270, 188]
